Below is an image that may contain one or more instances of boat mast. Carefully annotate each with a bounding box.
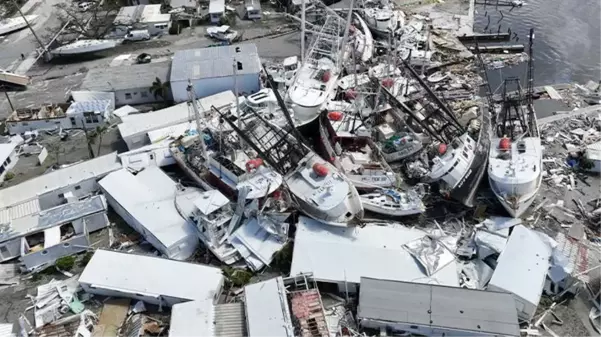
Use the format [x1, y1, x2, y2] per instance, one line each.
[187, 82, 208, 161]
[301, 0, 306, 64]
[526, 28, 537, 136]
[339, 0, 355, 71]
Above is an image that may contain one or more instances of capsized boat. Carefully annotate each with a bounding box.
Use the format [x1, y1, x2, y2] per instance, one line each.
[287, 15, 345, 126]
[360, 186, 426, 216]
[488, 30, 541, 218]
[49, 39, 118, 56]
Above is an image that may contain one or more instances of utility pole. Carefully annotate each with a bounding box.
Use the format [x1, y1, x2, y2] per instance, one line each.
[12, 0, 45, 52]
[2, 87, 14, 111]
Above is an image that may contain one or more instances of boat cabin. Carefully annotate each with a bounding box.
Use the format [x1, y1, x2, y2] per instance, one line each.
[429, 133, 475, 189]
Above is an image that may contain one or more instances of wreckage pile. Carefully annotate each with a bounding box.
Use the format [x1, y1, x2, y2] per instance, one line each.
[1, 0, 600, 336]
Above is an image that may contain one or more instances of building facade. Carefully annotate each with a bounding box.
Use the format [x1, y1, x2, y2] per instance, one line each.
[170, 44, 261, 102]
[80, 62, 172, 107]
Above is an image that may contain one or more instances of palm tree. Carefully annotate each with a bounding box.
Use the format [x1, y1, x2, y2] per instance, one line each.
[150, 77, 170, 103]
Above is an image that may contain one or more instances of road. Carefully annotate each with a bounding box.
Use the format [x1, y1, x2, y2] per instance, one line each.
[0, 0, 68, 71]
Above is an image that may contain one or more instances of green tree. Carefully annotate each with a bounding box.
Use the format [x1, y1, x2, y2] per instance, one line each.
[150, 77, 170, 103]
[222, 267, 253, 287]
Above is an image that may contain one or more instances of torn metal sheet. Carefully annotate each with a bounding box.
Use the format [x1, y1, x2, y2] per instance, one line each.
[475, 228, 509, 259]
[403, 236, 455, 276]
[459, 259, 494, 289]
[0, 263, 20, 287]
[482, 217, 522, 231]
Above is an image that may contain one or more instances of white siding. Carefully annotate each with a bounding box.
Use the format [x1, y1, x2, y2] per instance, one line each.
[37, 178, 98, 210]
[114, 87, 169, 106]
[6, 118, 71, 135]
[20, 233, 89, 271]
[171, 73, 260, 103]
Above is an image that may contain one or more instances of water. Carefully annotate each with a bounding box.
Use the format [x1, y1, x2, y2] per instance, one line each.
[473, 0, 601, 88]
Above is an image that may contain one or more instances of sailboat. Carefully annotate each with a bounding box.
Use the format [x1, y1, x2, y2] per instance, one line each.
[360, 186, 426, 216]
[488, 29, 542, 218]
[287, 14, 346, 126]
[217, 69, 364, 226]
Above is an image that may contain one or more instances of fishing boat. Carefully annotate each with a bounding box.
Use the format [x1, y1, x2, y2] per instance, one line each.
[488, 29, 541, 218]
[359, 0, 404, 38]
[377, 58, 490, 207]
[268, 56, 300, 89]
[319, 111, 397, 189]
[0, 15, 38, 36]
[287, 15, 345, 126]
[219, 73, 364, 226]
[360, 187, 426, 216]
[49, 39, 118, 56]
[171, 85, 283, 200]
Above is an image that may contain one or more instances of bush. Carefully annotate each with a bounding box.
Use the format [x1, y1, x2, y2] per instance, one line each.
[4, 172, 14, 181]
[55, 256, 76, 271]
[223, 267, 253, 287]
[79, 251, 94, 267]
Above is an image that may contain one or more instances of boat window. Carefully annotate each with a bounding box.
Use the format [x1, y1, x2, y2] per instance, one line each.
[462, 151, 468, 159]
[451, 139, 462, 149]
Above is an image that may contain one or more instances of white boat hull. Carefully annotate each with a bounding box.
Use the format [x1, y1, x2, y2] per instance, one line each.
[50, 39, 118, 56]
[361, 196, 425, 216]
[489, 172, 542, 218]
[0, 15, 38, 36]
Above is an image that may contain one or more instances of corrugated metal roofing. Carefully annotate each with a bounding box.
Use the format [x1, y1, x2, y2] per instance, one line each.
[209, 0, 225, 13]
[0, 323, 14, 337]
[114, 5, 144, 25]
[358, 277, 520, 336]
[66, 100, 111, 115]
[80, 62, 171, 92]
[0, 152, 121, 208]
[170, 44, 260, 82]
[214, 303, 246, 337]
[586, 141, 601, 161]
[0, 195, 106, 243]
[0, 198, 40, 225]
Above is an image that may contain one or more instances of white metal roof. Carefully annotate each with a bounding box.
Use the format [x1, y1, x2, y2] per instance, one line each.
[99, 167, 200, 249]
[488, 225, 551, 306]
[586, 141, 601, 161]
[170, 300, 214, 337]
[147, 121, 195, 143]
[170, 45, 261, 81]
[209, 0, 225, 13]
[290, 216, 459, 286]
[0, 152, 121, 208]
[78, 249, 223, 302]
[0, 142, 17, 163]
[0, 198, 40, 225]
[141, 4, 170, 22]
[193, 190, 230, 215]
[118, 91, 236, 139]
[244, 277, 294, 337]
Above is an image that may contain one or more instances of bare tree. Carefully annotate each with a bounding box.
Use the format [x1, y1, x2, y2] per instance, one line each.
[39, 0, 124, 46]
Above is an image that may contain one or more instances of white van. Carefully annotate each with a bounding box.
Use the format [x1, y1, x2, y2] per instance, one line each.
[124, 30, 150, 42]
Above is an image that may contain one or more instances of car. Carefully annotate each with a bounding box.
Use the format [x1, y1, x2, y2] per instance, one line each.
[124, 30, 151, 42]
[78, 2, 94, 12]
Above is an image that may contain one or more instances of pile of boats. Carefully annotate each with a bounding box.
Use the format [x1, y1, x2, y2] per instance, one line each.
[146, 3, 542, 266]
